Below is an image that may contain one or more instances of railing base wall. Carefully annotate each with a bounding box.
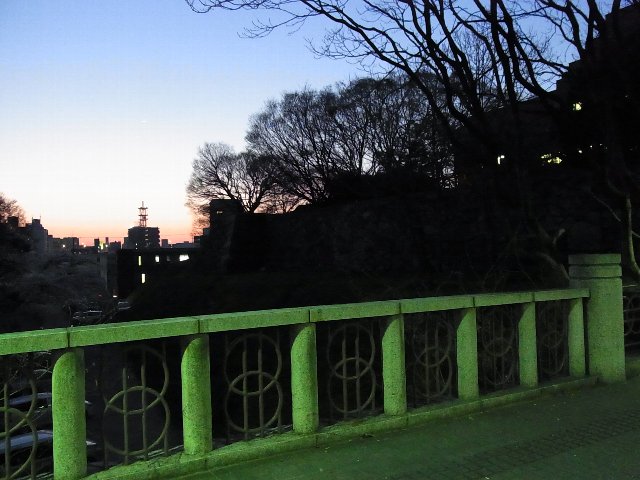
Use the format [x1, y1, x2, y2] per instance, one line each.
[625, 355, 640, 379]
[82, 376, 596, 480]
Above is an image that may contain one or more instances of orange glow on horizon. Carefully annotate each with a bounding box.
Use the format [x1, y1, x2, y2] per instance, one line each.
[43, 221, 197, 245]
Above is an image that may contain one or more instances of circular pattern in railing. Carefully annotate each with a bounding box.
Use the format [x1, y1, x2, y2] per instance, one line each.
[326, 322, 377, 419]
[408, 313, 455, 403]
[223, 331, 283, 440]
[477, 307, 518, 392]
[623, 293, 640, 349]
[1, 360, 40, 479]
[102, 345, 170, 464]
[536, 302, 568, 380]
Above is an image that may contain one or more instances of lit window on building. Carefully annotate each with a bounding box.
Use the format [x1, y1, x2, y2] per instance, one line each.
[155, 255, 160, 263]
[541, 153, 563, 164]
[138, 256, 142, 266]
[572, 102, 582, 111]
[497, 154, 505, 165]
[141, 273, 146, 284]
[179, 254, 190, 262]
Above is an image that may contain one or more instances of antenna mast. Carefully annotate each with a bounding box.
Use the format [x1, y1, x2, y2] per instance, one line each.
[138, 202, 148, 227]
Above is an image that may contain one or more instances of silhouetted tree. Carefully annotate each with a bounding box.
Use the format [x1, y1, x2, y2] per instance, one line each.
[247, 75, 455, 204]
[0, 252, 108, 333]
[189, 0, 566, 282]
[547, 1, 640, 275]
[189, 0, 557, 145]
[186, 142, 278, 229]
[0, 192, 25, 224]
[0, 193, 29, 259]
[247, 88, 361, 204]
[340, 75, 454, 185]
[189, 0, 640, 280]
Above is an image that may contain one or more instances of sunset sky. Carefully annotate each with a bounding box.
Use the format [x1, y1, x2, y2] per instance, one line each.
[0, 1, 359, 244]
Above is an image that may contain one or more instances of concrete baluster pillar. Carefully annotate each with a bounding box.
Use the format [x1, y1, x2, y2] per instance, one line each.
[181, 334, 212, 454]
[382, 314, 407, 415]
[518, 302, 538, 388]
[52, 348, 87, 480]
[568, 298, 586, 377]
[290, 323, 319, 433]
[457, 308, 479, 400]
[569, 254, 625, 383]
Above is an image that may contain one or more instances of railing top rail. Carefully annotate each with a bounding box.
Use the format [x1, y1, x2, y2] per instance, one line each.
[0, 288, 589, 355]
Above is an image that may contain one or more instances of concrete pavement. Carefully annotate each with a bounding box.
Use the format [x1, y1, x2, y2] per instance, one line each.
[182, 376, 640, 480]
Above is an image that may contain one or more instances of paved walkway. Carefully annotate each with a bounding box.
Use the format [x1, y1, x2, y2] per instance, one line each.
[184, 377, 640, 480]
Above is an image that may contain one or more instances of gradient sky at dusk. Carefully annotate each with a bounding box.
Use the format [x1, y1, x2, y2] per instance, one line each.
[0, 1, 360, 244]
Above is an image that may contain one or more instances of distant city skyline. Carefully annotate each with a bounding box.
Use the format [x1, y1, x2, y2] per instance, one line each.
[16, 212, 194, 248]
[24, 203, 195, 245]
[13, 202, 197, 245]
[0, 1, 362, 243]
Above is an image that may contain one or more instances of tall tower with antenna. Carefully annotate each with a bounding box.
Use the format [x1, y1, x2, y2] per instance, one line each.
[138, 201, 148, 228]
[124, 201, 160, 249]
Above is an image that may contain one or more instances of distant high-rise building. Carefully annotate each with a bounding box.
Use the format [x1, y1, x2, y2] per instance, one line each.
[62, 237, 80, 250]
[108, 240, 122, 252]
[194, 227, 210, 246]
[26, 219, 48, 253]
[125, 226, 160, 249]
[49, 236, 79, 251]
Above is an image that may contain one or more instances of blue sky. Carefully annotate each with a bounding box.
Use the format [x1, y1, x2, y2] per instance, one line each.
[0, 0, 360, 243]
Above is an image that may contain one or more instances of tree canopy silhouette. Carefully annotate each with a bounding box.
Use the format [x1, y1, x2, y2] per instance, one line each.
[246, 75, 454, 204]
[0, 192, 25, 225]
[188, 74, 454, 223]
[186, 142, 279, 228]
[188, 0, 640, 278]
